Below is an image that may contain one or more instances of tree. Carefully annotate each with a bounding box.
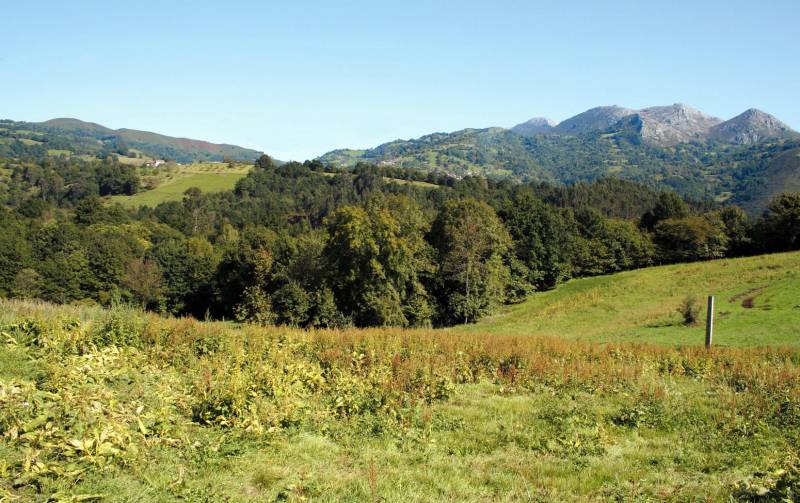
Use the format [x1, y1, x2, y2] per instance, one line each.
[0, 212, 32, 295]
[641, 192, 690, 230]
[500, 191, 573, 289]
[323, 198, 433, 327]
[183, 187, 213, 236]
[272, 281, 311, 326]
[235, 285, 274, 325]
[654, 216, 729, 263]
[31, 222, 91, 304]
[84, 227, 143, 301]
[572, 209, 654, 274]
[308, 287, 344, 328]
[716, 206, 752, 256]
[12, 268, 42, 299]
[760, 192, 800, 252]
[229, 230, 279, 324]
[429, 198, 511, 324]
[255, 154, 275, 170]
[148, 237, 219, 316]
[96, 157, 139, 196]
[602, 218, 655, 270]
[123, 259, 164, 309]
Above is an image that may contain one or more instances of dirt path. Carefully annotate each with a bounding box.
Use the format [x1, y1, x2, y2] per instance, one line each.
[729, 284, 769, 309]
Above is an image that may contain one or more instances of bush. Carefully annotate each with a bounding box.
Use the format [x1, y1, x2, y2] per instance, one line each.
[678, 295, 702, 326]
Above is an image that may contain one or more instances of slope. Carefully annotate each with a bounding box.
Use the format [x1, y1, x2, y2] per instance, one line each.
[1, 118, 264, 163]
[454, 251, 800, 347]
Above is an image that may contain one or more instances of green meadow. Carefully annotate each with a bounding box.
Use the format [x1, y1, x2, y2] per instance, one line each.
[456, 251, 800, 347]
[109, 163, 251, 208]
[1, 252, 799, 501]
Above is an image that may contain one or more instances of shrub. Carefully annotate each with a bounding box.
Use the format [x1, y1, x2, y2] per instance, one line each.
[732, 461, 800, 501]
[678, 295, 702, 326]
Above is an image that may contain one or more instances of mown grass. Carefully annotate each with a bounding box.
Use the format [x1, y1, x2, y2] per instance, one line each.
[109, 163, 251, 208]
[456, 251, 800, 347]
[0, 298, 798, 501]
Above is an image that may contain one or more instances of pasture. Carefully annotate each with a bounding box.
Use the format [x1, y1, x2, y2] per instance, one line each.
[457, 251, 800, 347]
[109, 163, 251, 208]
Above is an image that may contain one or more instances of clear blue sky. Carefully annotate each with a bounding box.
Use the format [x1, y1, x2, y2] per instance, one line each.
[2, 0, 799, 160]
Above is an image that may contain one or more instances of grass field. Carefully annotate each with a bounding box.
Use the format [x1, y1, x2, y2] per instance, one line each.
[456, 251, 800, 347]
[1, 253, 799, 501]
[109, 163, 251, 208]
[114, 167, 436, 209]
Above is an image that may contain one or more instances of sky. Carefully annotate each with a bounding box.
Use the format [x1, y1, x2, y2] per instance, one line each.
[2, 0, 799, 160]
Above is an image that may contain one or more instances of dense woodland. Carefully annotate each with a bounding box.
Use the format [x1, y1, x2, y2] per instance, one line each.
[1, 153, 799, 328]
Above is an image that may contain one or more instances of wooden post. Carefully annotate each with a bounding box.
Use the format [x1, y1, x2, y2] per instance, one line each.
[705, 295, 714, 348]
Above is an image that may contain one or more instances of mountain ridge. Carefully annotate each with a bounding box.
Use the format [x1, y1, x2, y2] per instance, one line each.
[709, 108, 799, 145]
[514, 104, 796, 146]
[3, 117, 264, 163]
[318, 103, 800, 211]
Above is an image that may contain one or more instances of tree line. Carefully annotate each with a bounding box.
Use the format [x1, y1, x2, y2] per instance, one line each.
[1, 154, 798, 327]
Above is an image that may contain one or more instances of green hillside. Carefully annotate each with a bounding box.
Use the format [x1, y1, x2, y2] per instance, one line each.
[730, 146, 800, 213]
[320, 127, 800, 210]
[109, 162, 252, 208]
[455, 251, 800, 347]
[0, 118, 264, 164]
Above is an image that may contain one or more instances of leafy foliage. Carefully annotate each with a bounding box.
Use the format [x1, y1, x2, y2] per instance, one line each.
[0, 152, 798, 327]
[0, 300, 799, 500]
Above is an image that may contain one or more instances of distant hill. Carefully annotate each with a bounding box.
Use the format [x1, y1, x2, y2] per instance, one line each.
[728, 144, 800, 213]
[709, 108, 800, 145]
[0, 118, 264, 163]
[551, 105, 635, 136]
[319, 104, 800, 210]
[510, 117, 556, 136]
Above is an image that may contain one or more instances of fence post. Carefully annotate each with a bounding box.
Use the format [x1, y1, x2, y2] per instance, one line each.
[705, 295, 714, 348]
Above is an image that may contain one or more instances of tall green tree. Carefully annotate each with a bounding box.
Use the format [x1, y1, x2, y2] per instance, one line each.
[500, 191, 573, 289]
[654, 216, 729, 263]
[324, 197, 433, 327]
[760, 192, 800, 252]
[641, 192, 690, 230]
[430, 198, 512, 324]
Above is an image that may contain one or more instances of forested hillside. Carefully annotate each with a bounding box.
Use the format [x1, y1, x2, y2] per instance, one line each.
[320, 105, 800, 210]
[1, 151, 799, 328]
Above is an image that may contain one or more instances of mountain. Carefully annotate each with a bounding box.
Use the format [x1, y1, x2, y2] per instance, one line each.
[634, 103, 722, 145]
[514, 104, 799, 147]
[319, 104, 800, 210]
[728, 144, 800, 212]
[41, 118, 113, 136]
[709, 108, 800, 145]
[510, 117, 556, 136]
[551, 105, 635, 136]
[0, 118, 264, 163]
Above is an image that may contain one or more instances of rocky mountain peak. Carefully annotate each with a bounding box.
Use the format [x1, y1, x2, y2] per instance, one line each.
[633, 104, 721, 145]
[510, 117, 556, 136]
[552, 105, 635, 135]
[709, 108, 798, 144]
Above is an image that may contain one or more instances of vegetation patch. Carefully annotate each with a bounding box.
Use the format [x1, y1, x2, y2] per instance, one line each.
[0, 300, 799, 501]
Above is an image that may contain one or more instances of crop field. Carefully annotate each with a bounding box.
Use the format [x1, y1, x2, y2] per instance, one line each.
[457, 251, 800, 347]
[1, 250, 800, 502]
[109, 163, 251, 208]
